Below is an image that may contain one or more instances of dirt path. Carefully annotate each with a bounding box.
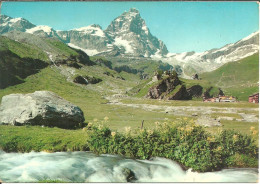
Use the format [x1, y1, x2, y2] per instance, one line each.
[106, 95, 259, 123]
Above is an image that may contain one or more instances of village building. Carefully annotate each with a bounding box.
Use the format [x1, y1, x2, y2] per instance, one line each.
[203, 95, 236, 102]
[218, 96, 237, 102]
[249, 93, 259, 103]
[203, 97, 215, 102]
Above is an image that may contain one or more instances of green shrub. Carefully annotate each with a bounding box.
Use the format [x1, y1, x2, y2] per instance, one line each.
[86, 121, 258, 172]
[217, 130, 258, 157]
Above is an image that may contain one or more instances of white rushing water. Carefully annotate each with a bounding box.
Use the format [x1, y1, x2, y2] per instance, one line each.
[0, 151, 258, 182]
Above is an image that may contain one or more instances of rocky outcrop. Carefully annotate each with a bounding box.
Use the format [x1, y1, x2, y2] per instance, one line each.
[0, 91, 85, 129]
[85, 76, 102, 84]
[145, 74, 221, 100]
[73, 75, 88, 85]
[122, 168, 137, 182]
[167, 85, 191, 100]
[146, 76, 181, 99]
[73, 75, 102, 85]
[187, 85, 203, 98]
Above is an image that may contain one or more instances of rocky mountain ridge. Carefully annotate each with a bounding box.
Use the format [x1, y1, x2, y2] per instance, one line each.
[0, 8, 168, 58]
[0, 15, 35, 34]
[0, 10, 258, 76]
[164, 31, 259, 77]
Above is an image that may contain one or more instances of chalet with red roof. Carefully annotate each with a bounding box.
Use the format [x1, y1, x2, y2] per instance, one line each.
[249, 93, 259, 103]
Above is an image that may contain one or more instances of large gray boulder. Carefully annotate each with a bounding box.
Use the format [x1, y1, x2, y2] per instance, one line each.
[0, 91, 85, 129]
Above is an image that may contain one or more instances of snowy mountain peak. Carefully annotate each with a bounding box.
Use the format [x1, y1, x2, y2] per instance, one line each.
[102, 8, 168, 57]
[164, 30, 259, 78]
[1, 15, 24, 25]
[9, 17, 22, 23]
[126, 8, 140, 17]
[121, 8, 140, 19]
[106, 8, 146, 35]
[0, 15, 35, 34]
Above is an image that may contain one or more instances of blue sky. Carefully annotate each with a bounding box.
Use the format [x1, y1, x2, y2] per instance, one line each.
[1, 1, 259, 53]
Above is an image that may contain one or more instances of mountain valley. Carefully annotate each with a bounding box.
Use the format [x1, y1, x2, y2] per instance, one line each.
[0, 5, 259, 180]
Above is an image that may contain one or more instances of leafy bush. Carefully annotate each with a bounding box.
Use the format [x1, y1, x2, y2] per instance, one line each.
[86, 121, 258, 172]
[216, 130, 258, 159]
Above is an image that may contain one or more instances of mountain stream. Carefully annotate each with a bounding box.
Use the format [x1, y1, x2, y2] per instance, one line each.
[0, 151, 258, 182]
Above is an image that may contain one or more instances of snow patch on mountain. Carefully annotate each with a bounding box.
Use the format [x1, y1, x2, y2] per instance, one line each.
[239, 31, 259, 42]
[9, 17, 22, 23]
[26, 25, 53, 35]
[151, 49, 163, 59]
[142, 25, 149, 35]
[68, 43, 100, 56]
[114, 37, 133, 53]
[1, 17, 22, 26]
[73, 25, 105, 37]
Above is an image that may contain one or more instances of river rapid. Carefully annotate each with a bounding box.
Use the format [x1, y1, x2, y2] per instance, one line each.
[0, 151, 258, 182]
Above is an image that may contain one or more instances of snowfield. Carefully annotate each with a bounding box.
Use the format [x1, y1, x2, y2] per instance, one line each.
[26, 25, 53, 35]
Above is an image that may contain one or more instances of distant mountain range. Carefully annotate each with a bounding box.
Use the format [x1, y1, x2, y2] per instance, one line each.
[0, 8, 258, 76]
[164, 31, 259, 76]
[0, 8, 168, 58]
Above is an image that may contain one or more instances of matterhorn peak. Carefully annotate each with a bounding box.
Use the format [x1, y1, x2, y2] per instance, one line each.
[129, 8, 139, 13]
[123, 7, 141, 18]
[104, 8, 168, 57]
[105, 7, 145, 36]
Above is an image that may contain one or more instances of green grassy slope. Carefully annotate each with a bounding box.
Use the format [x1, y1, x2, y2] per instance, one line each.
[0, 33, 95, 89]
[0, 36, 49, 61]
[0, 36, 49, 88]
[0, 66, 179, 132]
[201, 53, 259, 101]
[4, 31, 79, 60]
